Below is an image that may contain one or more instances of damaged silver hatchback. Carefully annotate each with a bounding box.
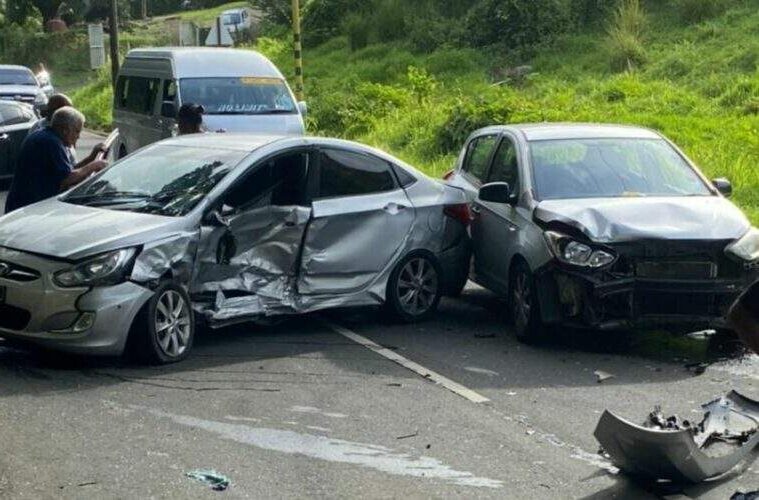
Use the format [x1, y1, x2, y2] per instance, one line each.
[446, 123, 759, 341]
[0, 135, 470, 362]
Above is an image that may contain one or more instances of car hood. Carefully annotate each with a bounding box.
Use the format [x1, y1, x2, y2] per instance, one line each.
[534, 196, 750, 242]
[203, 113, 304, 135]
[0, 85, 39, 96]
[0, 198, 188, 260]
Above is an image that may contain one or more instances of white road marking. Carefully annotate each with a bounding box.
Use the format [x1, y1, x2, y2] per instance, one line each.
[139, 406, 503, 489]
[323, 320, 490, 404]
[463, 366, 500, 377]
[290, 405, 348, 418]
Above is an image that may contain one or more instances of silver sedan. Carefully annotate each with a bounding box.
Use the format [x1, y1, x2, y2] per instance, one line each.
[0, 134, 470, 362]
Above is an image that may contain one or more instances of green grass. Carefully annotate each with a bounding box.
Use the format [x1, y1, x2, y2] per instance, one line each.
[69, 0, 759, 223]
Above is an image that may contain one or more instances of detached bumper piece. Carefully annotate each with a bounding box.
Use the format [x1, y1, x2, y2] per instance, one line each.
[594, 391, 759, 483]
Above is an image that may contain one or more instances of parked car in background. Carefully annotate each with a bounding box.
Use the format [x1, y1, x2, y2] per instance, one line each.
[113, 48, 306, 158]
[445, 123, 759, 342]
[0, 101, 37, 180]
[0, 65, 49, 115]
[221, 7, 255, 32]
[0, 135, 470, 363]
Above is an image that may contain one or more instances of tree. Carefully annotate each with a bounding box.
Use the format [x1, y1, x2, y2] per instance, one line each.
[250, 0, 296, 25]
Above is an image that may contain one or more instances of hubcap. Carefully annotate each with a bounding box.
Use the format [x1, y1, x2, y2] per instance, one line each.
[397, 257, 438, 316]
[513, 271, 531, 326]
[154, 290, 191, 358]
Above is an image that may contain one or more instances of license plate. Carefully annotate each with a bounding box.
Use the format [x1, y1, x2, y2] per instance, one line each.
[0, 286, 5, 304]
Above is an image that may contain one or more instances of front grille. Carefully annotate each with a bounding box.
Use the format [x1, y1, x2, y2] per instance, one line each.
[636, 261, 717, 279]
[0, 94, 35, 103]
[0, 304, 31, 330]
[0, 260, 40, 282]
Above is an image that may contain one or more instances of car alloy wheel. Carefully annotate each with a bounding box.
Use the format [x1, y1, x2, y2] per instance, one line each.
[397, 257, 439, 317]
[513, 271, 531, 329]
[510, 261, 546, 343]
[154, 289, 191, 358]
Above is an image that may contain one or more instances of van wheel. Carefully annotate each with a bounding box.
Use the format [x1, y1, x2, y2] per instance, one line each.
[118, 144, 127, 159]
[386, 252, 442, 322]
[509, 260, 547, 343]
[129, 281, 195, 364]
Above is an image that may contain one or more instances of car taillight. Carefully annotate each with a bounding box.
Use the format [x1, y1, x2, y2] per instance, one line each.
[442, 170, 454, 180]
[444, 204, 471, 226]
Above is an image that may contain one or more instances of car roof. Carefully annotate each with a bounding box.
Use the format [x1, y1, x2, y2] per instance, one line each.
[477, 123, 662, 141]
[0, 65, 33, 72]
[124, 47, 281, 78]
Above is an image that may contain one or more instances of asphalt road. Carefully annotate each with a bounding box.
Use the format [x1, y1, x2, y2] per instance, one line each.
[1, 133, 758, 498]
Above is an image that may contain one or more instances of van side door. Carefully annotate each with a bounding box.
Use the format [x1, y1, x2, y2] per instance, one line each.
[114, 75, 162, 152]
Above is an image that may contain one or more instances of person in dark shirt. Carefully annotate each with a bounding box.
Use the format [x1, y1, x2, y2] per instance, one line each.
[177, 103, 205, 135]
[4, 107, 106, 214]
[728, 279, 759, 354]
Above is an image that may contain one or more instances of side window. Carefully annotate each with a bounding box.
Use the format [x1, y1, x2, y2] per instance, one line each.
[223, 152, 309, 210]
[462, 135, 498, 182]
[315, 149, 396, 199]
[117, 76, 161, 114]
[488, 137, 519, 194]
[162, 80, 177, 102]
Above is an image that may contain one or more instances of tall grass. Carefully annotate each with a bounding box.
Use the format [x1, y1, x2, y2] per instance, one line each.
[606, 0, 647, 71]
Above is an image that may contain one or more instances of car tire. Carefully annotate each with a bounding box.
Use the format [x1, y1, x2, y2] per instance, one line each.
[385, 252, 443, 323]
[118, 144, 127, 159]
[509, 260, 547, 344]
[129, 281, 195, 364]
[445, 256, 470, 298]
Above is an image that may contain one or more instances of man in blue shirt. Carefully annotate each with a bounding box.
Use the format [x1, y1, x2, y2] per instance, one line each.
[4, 107, 106, 213]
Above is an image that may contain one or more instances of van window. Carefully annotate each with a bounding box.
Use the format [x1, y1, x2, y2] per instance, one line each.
[179, 77, 296, 115]
[116, 76, 161, 114]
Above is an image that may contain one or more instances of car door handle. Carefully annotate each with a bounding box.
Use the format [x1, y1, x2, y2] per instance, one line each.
[383, 203, 407, 214]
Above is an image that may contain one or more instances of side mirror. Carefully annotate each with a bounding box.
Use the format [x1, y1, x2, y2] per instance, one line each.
[479, 182, 515, 204]
[712, 178, 732, 198]
[161, 101, 177, 118]
[202, 208, 232, 227]
[298, 101, 308, 116]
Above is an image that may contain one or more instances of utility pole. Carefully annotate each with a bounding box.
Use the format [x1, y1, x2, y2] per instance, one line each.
[291, 0, 303, 100]
[109, 0, 120, 89]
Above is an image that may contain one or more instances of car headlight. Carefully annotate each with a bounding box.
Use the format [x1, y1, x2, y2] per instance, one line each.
[725, 227, 759, 263]
[53, 248, 137, 287]
[34, 92, 47, 105]
[545, 231, 616, 268]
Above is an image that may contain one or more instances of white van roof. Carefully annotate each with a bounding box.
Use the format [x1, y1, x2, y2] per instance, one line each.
[123, 47, 282, 79]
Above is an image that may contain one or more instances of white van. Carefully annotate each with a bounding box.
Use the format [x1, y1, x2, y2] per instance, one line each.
[221, 7, 255, 32]
[113, 47, 306, 157]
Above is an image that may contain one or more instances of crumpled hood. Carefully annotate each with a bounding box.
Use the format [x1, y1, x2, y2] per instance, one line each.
[203, 113, 304, 135]
[534, 196, 750, 242]
[0, 198, 186, 260]
[0, 84, 39, 96]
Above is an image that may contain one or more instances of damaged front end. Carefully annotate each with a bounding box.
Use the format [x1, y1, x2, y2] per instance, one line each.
[594, 391, 759, 483]
[534, 229, 757, 331]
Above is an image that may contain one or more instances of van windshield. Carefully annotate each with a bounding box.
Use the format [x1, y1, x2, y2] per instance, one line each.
[223, 13, 241, 24]
[180, 77, 297, 115]
[0, 68, 37, 86]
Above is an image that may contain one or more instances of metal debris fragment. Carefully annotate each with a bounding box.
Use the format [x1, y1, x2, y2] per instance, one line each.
[186, 469, 231, 491]
[731, 491, 759, 500]
[594, 370, 614, 383]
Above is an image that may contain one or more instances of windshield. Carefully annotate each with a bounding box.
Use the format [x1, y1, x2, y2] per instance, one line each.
[530, 138, 712, 200]
[63, 144, 247, 216]
[0, 68, 37, 86]
[179, 77, 296, 115]
[223, 13, 242, 24]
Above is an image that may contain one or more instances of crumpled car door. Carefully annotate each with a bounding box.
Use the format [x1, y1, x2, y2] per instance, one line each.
[297, 148, 415, 295]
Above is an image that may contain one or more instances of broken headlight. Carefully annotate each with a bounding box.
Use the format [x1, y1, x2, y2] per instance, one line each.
[545, 231, 616, 269]
[53, 248, 137, 288]
[725, 227, 759, 263]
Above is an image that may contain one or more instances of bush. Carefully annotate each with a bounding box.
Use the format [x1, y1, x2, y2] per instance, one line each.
[674, 0, 730, 24]
[342, 13, 369, 51]
[464, 0, 575, 48]
[606, 0, 647, 71]
[302, 0, 365, 47]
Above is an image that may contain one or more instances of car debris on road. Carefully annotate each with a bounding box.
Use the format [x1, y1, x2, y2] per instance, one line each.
[594, 390, 759, 483]
[186, 469, 230, 491]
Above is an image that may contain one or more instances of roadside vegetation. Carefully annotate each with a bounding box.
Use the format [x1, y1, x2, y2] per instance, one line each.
[2, 0, 757, 222]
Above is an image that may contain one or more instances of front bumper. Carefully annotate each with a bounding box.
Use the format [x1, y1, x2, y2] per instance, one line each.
[536, 264, 758, 331]
[0, 248, 153, 355]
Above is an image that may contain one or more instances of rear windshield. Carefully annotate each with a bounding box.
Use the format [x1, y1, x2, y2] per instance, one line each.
[180, 77, 296, 115]
[0, 68, 37, 86]
[530, 138, 712, 200]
